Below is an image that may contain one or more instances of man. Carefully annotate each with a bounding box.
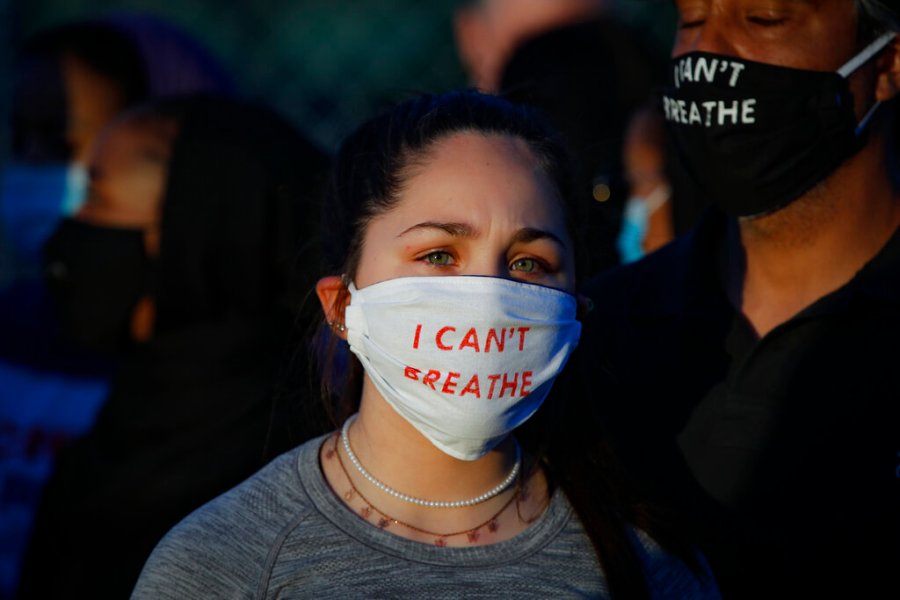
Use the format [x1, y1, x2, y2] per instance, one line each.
[580, 1, 900, 596]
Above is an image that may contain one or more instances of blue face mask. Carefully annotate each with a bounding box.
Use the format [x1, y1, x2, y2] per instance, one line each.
[616, 184, 670, 264]
[0, 161, 88, 272]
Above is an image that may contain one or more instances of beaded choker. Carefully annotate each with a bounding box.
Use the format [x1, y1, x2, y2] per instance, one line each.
[331, 434, 520, 546]
[341, 414, 520, 508]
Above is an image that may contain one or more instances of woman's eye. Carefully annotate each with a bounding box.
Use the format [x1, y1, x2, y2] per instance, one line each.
[422, 251, 453, 266]
[510, 258, 539, 273]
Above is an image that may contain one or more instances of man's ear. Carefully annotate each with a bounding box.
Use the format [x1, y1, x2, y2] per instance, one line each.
[875, 35, 900, 102]
[316, 275, 349, 340]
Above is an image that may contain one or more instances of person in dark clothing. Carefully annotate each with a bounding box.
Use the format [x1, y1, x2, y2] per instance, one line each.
[577, 1, 900, 598]
[499, 17, 666, 274]
[4, 14, 232, 282]
[454, 0, 667, 276]
[617, 104, 675, 263]
[0, 19, 233, 594]
[17, 95, 329, 599]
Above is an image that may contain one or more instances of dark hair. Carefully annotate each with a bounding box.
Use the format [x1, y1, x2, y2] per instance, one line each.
[858, 0, 900, 42]
[321, 90, 577, 277]
[317, 89, 578, 421]
[13, 23, 148, 161]
[312, 90, 703, 598]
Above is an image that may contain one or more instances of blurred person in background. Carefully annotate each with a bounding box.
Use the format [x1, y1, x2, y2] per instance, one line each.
[0, 14, 232, 596]
[616, 104, 675, 263]
[617, 103, 714, 264]
[580, 0, 900, 596]
[454, 0, 613, 94]
[454, 0, 666, 275]
[3, 14, 232, 285]
[16, 94, 328, 599]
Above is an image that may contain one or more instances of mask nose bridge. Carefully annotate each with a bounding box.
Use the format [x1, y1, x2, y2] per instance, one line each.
[837, 31, 896, 78]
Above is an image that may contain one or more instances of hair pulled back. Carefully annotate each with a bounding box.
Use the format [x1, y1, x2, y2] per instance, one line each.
[312, 90, 701, 600]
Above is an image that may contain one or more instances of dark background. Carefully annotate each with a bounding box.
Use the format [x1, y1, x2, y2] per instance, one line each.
[0, 0, 676, 157]
[0, 1, 677, 595]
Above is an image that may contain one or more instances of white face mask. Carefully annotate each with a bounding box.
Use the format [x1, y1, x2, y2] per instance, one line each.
[345, 275, 581, 461]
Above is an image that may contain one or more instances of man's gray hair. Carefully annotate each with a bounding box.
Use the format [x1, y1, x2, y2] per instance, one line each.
[858, 0, 900, 38]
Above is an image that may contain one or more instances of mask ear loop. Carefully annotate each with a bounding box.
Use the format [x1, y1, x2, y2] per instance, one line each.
[837, 31, 897, 135]
[855, 100, 883, 135]
[837, 31, 896, 78]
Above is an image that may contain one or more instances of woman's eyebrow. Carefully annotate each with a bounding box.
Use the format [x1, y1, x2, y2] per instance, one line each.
[512, 227, 568, 249]
[396, 221, 476, 238]
[397, 222, 567, 248]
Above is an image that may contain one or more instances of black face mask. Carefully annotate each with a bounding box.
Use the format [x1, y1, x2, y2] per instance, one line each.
[43, 218, 154, 355]
[661, 32, 895, 218]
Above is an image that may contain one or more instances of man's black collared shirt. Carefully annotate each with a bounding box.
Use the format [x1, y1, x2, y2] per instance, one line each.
[579, 209, 900, 598]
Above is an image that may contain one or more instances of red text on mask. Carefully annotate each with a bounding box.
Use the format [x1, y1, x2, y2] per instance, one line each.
[403, 366, 533, 399]
[411, 324, 530, 352]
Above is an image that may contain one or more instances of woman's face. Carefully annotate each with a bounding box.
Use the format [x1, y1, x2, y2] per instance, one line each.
[354, 132, 576, 293]
[62, 54, 128, 165]
[76, 115, 176, 255]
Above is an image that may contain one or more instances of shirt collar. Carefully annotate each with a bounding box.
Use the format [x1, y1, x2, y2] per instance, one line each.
[718, 213, 900, 317]
[828, 223, 900, 308]
[616, 209, 900, 318]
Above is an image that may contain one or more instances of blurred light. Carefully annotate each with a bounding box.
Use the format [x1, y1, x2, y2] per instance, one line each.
[592, 182, 611, 202]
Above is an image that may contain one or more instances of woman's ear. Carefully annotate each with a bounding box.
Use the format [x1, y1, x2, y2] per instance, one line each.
[316, 275, 349, 340]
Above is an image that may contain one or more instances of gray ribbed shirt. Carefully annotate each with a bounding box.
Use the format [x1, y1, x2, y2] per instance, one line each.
[132, 434, 719, 599]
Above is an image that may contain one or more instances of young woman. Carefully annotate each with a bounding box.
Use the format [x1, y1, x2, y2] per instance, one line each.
[132, 91, 719, 599]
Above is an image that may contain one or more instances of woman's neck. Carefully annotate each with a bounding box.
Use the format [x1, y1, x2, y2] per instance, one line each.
[351, 378, 517, 501]
[319, 376, 547, 546]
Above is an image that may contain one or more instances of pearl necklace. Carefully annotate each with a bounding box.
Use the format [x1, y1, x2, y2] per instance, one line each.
[340, 415, 520, 508]
[331, 434, 520, 546]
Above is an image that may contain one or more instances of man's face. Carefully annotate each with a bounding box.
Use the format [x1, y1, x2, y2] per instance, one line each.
[672, 0, 877, 122]
[673, 0, 859, 70]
